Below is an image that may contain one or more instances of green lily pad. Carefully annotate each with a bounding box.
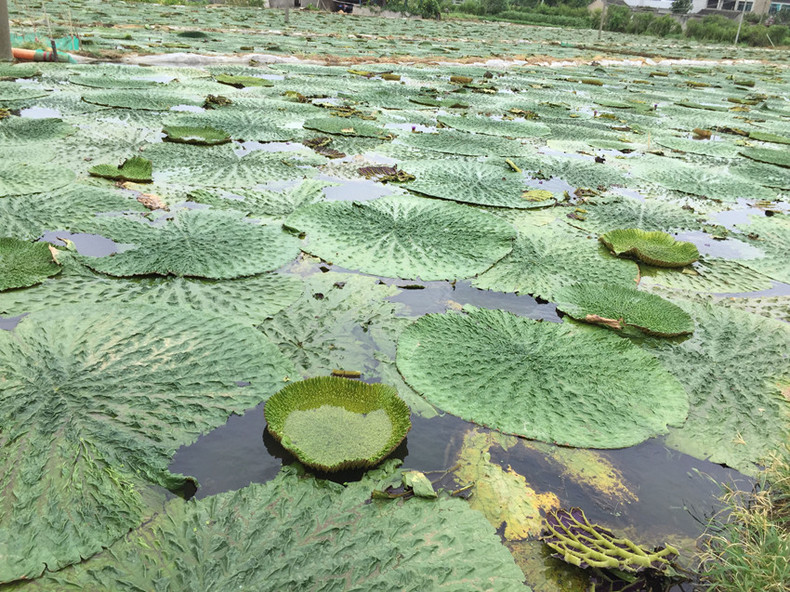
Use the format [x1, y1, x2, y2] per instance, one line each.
[0, 161, 76, 197]
[0, 304, 293, 583]
[285, 194, 516, 281]
[747, 131, 790, 145]
[600, 229, 699, 268]
[473, 222, 639, 301]
[404, 159, 551, 209]
[437, 114, 550, 138]
[12, 463, 527, 591]
[265, 376, 411, 472]
[738, 213, 790, 284]
[554, 283, 695, 337]
[740, 146, 790, 168]
[643, 303, 790, 474]
[398, 129, 529, 157]
[0, 183, 147, 241]
[89, 156, 153, 183]
[82, 90, 201, 111]
[163, 125, 230, 146]
[0, 250, 303, 323]
[0, 238, 61, 291]
[83, 209, 300, 279]
[215, 73, 274, 88]
[304, 117, 389, 139]
[0, 117, 74, 144]
[633, 157, 775, 202]
[396, 307, 689, 449]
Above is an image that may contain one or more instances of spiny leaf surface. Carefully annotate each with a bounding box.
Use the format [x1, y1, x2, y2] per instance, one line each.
[396, 307, 689, 448]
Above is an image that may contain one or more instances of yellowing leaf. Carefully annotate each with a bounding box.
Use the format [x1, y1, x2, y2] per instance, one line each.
[521, 189, 554, 202]
[454, 429, 560, 541]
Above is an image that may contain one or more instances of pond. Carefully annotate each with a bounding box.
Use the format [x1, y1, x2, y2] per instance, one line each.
[1, 5, 789, 589]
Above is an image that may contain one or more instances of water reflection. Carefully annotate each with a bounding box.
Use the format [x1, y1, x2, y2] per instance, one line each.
[39, 231, 119, 257]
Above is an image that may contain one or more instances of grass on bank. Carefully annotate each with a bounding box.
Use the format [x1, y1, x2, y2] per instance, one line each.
[699, 442, 790, 591]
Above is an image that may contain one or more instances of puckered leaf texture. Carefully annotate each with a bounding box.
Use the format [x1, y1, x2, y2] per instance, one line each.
[642, 303, 790, 475]
[396, 307, 689, 448]
[0, 304, 294, 583]
[0, 237, 61, 291]
[11, 464, 529, 591]
[286, 194, 516, 281]
[83, 209, 300, 279]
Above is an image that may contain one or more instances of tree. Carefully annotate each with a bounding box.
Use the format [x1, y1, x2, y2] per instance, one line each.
[671, 0, 692, 14]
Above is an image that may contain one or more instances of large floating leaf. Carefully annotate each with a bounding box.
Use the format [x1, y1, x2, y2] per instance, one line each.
[304, 116, 389, 139]
[404, 159, 552, 209]
[740, 146, 790, 168]
[0, 237, 61, 291]
[731, 159, 790, 190]
[517, 154, 627, 190]
[163, 124, 231, 145]
[396, 307, 689, 448]
[0, 161, 76, 197]
[0, 183, 147, 241]
[655, 136, 739, 158]
[399, 129, 529, 157]
[738, 213, 790, 284]
[89, 156, 153, 183]
[83, 209, 300, 279]
[643, 303, 790, 474]
[0, 117, 74, 143]
[568, 195, 701, 234]
[0, 304, 294, 582]
[258, 271, 436, 418]
[473, 223, 638, 301]
[0, 81, 48, 103]
[165, 108, 297, 142]
[286, 194, 516, 281]
[265, 376, 411, 472]
[0, 256, 302, 323]
[554, 283, 694, 337]
[13, 463, 527, 591]
[633, 157, 775, 202]
[82, 89, 201, 111]
[639, 257, 773, 296]
[437, 114, 550, 138]
[190, 178, 332, 223]
[147, 142, 315, 189]
[600, 229, 699, 268]
[214, 73, 273, 88]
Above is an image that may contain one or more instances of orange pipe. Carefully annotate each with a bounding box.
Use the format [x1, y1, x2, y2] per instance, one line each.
[12, 47, 75, 63]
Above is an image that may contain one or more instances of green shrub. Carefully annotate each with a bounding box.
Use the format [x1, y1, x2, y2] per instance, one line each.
[627, 11, 655, 34]
[495, 9, 588, 27]
[456, 0, 484, 14]
[416, 0, 442, 18]
[483, 0, 508, 15]
[648, 15, 681, 37]
[604, 5, 631, 32]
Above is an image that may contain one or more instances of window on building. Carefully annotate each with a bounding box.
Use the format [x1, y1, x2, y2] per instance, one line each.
[736, 1, 753, 9]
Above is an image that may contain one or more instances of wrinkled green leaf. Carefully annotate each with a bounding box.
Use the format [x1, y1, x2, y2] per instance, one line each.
[473, 223, 638, 301]
[0, 237, 61, 291]
[286, 194, 516, 281]
[555, 283, 694, 336]
[0, 304, 294, 582]
[83, 209, 300, 279]
[12, 464, 527, 591]
[643, 303, 790, 474]
[397, 307, 689, 448]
